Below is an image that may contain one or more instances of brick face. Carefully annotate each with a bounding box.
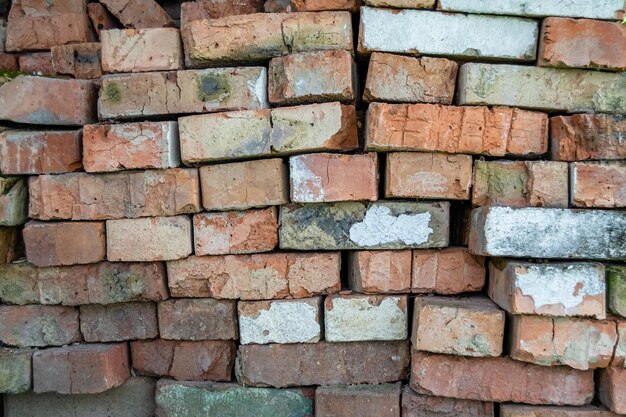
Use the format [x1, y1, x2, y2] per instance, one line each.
[158, 298, 238, 340]
[550, 114, 626, 161]
[80, 302, 159, 342]
[570, 162, 626, 208]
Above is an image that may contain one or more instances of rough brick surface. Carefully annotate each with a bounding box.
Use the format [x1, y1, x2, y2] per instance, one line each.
[0, 305, 81, 347]
[88, 3, 120, 37]
[238, 341, 409, 387]
[18, 52, 55, 75]
[412, 248, 485, 294]
[158, 298, 238, 340]
[364, 53, 457, 104]
[316, 384, 401, 417]
[438, 0, 625, 19]
[500, 405, 620, 417]
[80, 302, 158, 342]
[167, 252, 341, 299]
[608, 266, 626, 317]
[23, 221, 106, 267]
[366, 103, 548, 157]
[131, 339, 236, 381]
[51, 43, 103, 79]
[181, 0, 264, 22]
[410, 352, 594, 405]
[598, 368, 626, 414]
[33, 343, 130, 394]
[348, 250, 412, 294]
[571, 162, 626, 208]
[0, 177, 27, 226]
[365, 0, 434, 7]
[0, 348, 32, 393]
[100, 0, 173, 28]
[551, 114, 626, 161]
[402, 386, 495, 417]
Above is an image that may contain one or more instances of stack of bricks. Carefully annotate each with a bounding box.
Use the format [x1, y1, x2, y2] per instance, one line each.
[0, 0, 625, 416]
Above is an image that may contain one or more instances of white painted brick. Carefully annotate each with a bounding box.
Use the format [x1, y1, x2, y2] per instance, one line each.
[359, 7, 538, 61]
[324, 295, 408, 342]
[470, 207, 626, 260]
[238, 297, 322, 345]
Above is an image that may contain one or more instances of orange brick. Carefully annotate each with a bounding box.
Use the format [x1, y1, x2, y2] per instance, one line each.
[539, 18, 626, 71]
[0, 305, 81, 347]
[316, 384, 401, 417]
[23, 221, 106, 267]
[347, 250, 412, 294]
[51, 43, 102, 79]
[87, 3, 119, 38]
[599, 368, 626, 414]
[412, 247, 485, 294]
[290, 153, 378, 203]
[402, 386, 494, 417]
[551, 114, 626, 161]
[180, 0, 263, 24]
[100, 0, 173, 28]
[0, 130, 81, 174]
[571, 162, 626, 208]
[366, 103, 548, 157]
[265, 0, 358, 11]
[385, 152, 472, 200]
[193, 207, 278, 255]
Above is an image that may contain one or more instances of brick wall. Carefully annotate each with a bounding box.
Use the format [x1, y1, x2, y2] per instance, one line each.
[0, 0, 625, 416]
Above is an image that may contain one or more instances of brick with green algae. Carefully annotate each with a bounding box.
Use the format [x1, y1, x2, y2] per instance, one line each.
[0, 348, 32, 393]
[608, 266, 626, 317]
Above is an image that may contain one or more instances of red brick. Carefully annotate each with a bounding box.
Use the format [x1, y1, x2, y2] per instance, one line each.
[238, 341, 409, 387]
[167, 252, 341, 299]
[412, 247, 485, 294]
[131, 339, 236, 381]
[410, 352, 594, 405]
[33, 343, 130, 394]
[290, 153, 378, 203]
[0, 305, 81, 347]
[51, 43, 102, 79]
[87, 3, 120, 38]
[364, 53, 457, 104]
[158, 298, 238, 340]
[17, 52, 55, 75]
[23, 221, 105, 267]
[80, 302, 158, 342]
[101, 28, 182, 73]
[348, 250, 412, 294]
[551, 114, 626, 161]
[180, 0, 263, 24]
[0, 130, 81, 175]
[386, 152, 472, 200]
[571, 162, 626, 208]
[265, 0, 359, 11]
[193, 208, 278, 255]
[366, 103, 548, 157]
[0, 53, 18, 70]
[599, 368, 626, 414]
[0, 76, 96, 125]
[106, 216, 193, 262]
[500, 404, 619, 417]
[402, 386, 494, 417]
[0, 177, 27, 226]
[268, 50, 355, 105]
[100, 0, 173, 28]
[200, 158, 288, 211]
[539, 18, 626, 71]
[316, 383, 401, 417]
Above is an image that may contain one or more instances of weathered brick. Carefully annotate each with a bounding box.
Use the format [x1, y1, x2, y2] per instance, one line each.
[29, 169, 199, 221]
[200, 158, 288, 211]
[438, 0, 625, 19]
[0, 130, 82, 174]
[348, 250, 412, 294]
[412, 247, 485, 294]
[268, 50, 355, 105]
[458, 63, 626, 113]
[0, 53, 18, 70]
[500, 404, 620, 417]
[239, 297, 322, 344]
[290, 153, 378, 203]
[472, 160, 569, 208]
[0, 226, 20, 264]
[608, 266, 626, 317]
[539, 18, 626, 71]
[4, 377, 156, 417]
[107, 216, 193, 261]
[0, 305, 80, 347]
[280, 201, 449, 250]
[0, 177, 27, 226]
[238, 341, 409, 387]
[18, 52, 55, 75]
[267, 0, 358, 11]
[316, 383, 401, 417]
[359, 7, 538, 61]
[402, 386, 494, 417]
[87, 3, 120, 38]
[412, 296, 504, 357]
[364, 53, 457, 103]
[489, 260, 606, 319]
[386, 152, 471, 200]
[23, 221, 106, 267]
[571, 162, 626, 208]
[100, 0, 173, 28]
[365, 102, 548, 157]
[510, 315, 619, 370]
[131, 339, 236, 381]
[33, 343, 129, 394]
[551, 114, 626, 161]
[158, 298, 238, 340]
[167, 252, 341, 299]
[182, 11, 352, 67]
[83, 122, 180, 172]
[365, 0, 434, 8]
[194, 208, 278, 255]
[181, 0, 263, 23]
[51, 42, 102, 79]
[410, 352, 594, 405]
[101, 28, 182, 73]
[0, 348, 32, 394]
[156, 380, 313, 417]
[80, 302, 158, 342]
[469, 207, 626, 260]
[0, 76, 96, 125]
[599, 368, 626, 414]
[325, 295, 408, 342]
[98, 67, 268, 120]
